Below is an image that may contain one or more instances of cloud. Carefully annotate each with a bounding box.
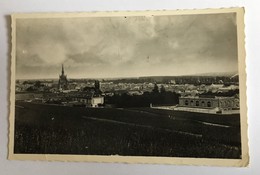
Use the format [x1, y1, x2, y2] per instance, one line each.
[15, 13, 238, 79]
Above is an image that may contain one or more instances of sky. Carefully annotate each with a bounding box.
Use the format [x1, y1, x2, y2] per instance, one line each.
[15, 13, 238, 79]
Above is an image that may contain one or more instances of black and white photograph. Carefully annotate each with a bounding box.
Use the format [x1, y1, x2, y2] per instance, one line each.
[9, 8, 248, 166]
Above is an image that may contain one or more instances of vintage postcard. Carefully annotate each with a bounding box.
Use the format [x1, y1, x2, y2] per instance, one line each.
[9, 8, 249, 166]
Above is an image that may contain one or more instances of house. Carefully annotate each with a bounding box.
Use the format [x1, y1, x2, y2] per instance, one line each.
[68, 92, 104, 107]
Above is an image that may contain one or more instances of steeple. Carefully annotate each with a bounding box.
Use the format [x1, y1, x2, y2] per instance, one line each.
[58, 64, 68, 90]
[62, 64, 64, 75]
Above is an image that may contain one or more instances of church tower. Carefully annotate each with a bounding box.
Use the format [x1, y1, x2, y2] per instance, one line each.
[58, 64, 68, 90]
[62, 64, 64, 75]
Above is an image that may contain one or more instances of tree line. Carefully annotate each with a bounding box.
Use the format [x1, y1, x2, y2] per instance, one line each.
[106, 85, 180, 108]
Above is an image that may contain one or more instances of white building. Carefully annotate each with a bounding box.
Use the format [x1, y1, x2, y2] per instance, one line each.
[72, 95, 104, 107]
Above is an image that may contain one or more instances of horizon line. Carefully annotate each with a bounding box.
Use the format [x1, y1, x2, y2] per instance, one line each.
[16, 73, 239, 81]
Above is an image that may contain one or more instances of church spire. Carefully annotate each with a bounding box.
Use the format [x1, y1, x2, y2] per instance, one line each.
[58, 64, 68, 90]
[62, 64, 64, 75]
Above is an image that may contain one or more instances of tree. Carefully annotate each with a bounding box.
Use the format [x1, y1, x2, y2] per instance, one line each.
[23, 81, 29, 85]
[34, 81, 42, 88]
[152, 83, 159, 93]
[26, 86, 36, 92]
[160, 85, 166, 93]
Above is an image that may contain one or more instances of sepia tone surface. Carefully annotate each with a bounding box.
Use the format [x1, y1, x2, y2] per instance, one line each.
[9, 8, 248, 166]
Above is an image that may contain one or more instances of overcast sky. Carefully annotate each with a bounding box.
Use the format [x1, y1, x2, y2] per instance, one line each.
[16, 13, 238, 79]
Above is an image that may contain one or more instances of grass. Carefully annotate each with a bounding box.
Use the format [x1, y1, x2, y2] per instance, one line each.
[14, 101, 241, 158]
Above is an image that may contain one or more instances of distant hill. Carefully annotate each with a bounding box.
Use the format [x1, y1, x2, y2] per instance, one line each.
[187, 71, 238, 77]
[17, 72, 238, 83]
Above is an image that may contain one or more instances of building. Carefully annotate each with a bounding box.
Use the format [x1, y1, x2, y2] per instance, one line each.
[176, 96, 239, 114]
[72, 96, 104, 107]
[69, 92, 104, 107]
[58, 64, 68, 90]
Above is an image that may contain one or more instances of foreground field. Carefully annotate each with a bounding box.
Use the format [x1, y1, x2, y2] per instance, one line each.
[14, 101, 241, 158]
